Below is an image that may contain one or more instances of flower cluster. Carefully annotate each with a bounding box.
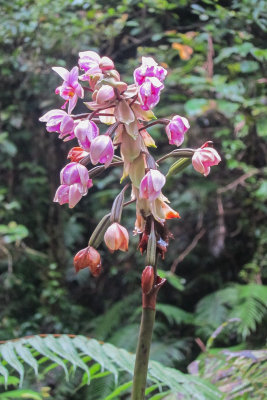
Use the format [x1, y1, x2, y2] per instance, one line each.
[40, 51, 221, 277]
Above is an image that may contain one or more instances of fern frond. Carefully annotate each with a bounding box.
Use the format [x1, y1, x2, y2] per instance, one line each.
[156, 303, 194, 325]
[193, 348, 267, 400]
[195, 284, 267, 339]
[0, 334, 221, 400]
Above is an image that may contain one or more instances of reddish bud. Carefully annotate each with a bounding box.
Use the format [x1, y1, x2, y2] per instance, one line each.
[67, 147, 88, 162]
[74, 246, 101, 277]
[141, 266, 154, 294]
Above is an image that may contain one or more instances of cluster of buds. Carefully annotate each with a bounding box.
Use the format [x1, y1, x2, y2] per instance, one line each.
[40, 51, 221, 278]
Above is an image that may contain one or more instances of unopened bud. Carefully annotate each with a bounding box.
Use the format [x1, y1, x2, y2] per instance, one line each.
[141, 266, 154, 294]
[104, 222, 129, 253]
[110, 185, 129, 223]
[145, 220, 157, 267]
[89, 213, 111, 248]
[74, 246, 101, 277]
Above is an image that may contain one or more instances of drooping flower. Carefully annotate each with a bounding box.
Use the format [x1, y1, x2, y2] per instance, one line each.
[104, 222, 129, 252]
[54, 162, 93, 208]
[67, 147, 89, 162]
[53, 66, 84, 113]
[78, 50, 114, 75]
[165, 115, 190, 147]
[90, 135, 114, 168]
[139, 77, 164, 110]
[39, 109, 75, 141]
[60, 162, 90, 188]
[74, 246, 102, 276]
[134, 57, 167, 85]
[192, 146, 221, 177]
[141, 266, 154, 294]
[54, 182, 91, 208]
[139, 169, 166, 201]
[74, 120, 99, 151]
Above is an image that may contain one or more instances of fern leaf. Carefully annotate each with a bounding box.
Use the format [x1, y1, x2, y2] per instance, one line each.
[156, 303, 194, 325]
[0, 365, 9, 389]
[0, 343, 24, 387]
[0, 335, 221, 400]
[73, 336, 118, 383]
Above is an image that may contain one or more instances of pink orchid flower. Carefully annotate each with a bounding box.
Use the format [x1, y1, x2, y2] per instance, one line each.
[54, 182, 92, 209]
[139, 77, 164, 110]
[74, 120, 99, 151]
[134, 57, 167, 85]
[60, 162, 90, 188]
[140, 169, 166, 201]
[90, 136, 114, 168]
[53, 66, 84, 113]
[39, 109, 75, 141]
[78, 51, 114, 78]
[192, 146, 221, 176]
[54, 162, 92, 208]
[165, 115, 190, 147]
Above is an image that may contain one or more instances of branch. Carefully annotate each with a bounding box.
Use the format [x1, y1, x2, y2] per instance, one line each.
[171, 228, 206, 273]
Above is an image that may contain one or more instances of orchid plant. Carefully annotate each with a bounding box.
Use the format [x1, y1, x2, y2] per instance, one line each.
[40, 51, 221, 399]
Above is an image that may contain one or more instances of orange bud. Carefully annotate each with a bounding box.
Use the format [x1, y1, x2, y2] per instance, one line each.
[104, 222, 129, 252]
[67, 147, 88, 162]
[74, 246, 101, 277]
[141, 266, 154, 294]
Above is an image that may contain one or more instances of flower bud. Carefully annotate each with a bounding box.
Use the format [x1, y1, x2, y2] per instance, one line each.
[74, 120, 99, 151]
[60, 162, 89, 187]
[141, 266, 154, 294]
[104, 223, 129, 252]
[74, 246, 102, 276]
[67, 147, 88, 163]
[139, 169, 166, 201]
[96, 85, 115, 104]
[165, 115, 190, 147]
[90, 135, 114, 168]
[99, 56, 115, 71]
[192, 146, 221, 177]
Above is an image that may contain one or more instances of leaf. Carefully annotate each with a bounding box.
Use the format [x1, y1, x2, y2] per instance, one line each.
[14, 343, 38, 376]
[0, 389, 42, 400]
[28, 336, 68, 379]
[73, 336, 118, 383]
[103, 381, 132, 400]
[156, 304, 194, 325]
[0, 343, 24, 387]
[157, 270, 184, 291]
[0, 365, 9, 388]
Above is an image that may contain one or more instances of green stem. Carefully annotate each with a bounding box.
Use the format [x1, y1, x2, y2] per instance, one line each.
[131, 307, 155, 400]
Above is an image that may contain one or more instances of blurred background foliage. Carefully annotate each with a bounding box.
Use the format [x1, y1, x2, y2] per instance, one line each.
[0, 0, 267, 398]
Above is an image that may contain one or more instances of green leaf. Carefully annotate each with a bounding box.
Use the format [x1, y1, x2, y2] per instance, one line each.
[103, 380, 133, 400]
[157, 270, 184, 291]
[73, 336, 118, 383]
[14, 343, 38, 376]
[28, 336, 68, 379]
[0, 343, 24, 387]
[156, 304, 194, 325]
[0, 389, 42, 400]
[0, 365, 9, 388]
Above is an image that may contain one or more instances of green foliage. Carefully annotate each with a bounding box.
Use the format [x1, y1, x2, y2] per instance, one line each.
[195, 284, 267, 340]
[0, 335, 221, 400]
